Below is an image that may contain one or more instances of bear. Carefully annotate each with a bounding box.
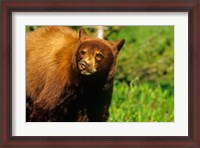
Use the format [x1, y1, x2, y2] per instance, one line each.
[26, 26, 125, 122]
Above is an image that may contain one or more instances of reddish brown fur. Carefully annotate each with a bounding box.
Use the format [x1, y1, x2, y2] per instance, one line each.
[26, 26, 125, 122]
[27, 27, 78, 108]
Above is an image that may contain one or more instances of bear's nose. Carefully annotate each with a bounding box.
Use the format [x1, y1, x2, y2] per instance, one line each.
[78, 61, 88, 70]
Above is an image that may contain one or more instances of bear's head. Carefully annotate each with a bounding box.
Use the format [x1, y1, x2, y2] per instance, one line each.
[75, 28, 125, 77]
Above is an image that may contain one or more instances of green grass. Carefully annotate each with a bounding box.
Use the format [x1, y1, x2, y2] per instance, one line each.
[108, 81, 174, 122]
[107, 26, 174, 122]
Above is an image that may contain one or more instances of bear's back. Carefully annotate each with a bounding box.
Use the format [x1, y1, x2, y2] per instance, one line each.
[26, 26, 78, 61]
[26, 27, 79, 100]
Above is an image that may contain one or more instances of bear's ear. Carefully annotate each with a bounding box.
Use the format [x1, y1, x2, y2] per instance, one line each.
[79, 28, 89, 42]
[115, 39, 125, 52]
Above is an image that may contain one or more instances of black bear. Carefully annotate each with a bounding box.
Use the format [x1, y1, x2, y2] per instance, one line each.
[26, 26, 125, 122]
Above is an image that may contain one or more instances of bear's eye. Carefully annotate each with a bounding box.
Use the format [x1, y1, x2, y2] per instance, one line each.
[80, 50, 86, 55]
[96, 53, 103, 60]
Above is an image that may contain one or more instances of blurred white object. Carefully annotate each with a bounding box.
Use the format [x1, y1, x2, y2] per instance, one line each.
[96, 26, 104, 39]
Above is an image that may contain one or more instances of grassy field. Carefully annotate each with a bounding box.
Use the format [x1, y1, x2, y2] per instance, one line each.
[109, 81, 174, 122]
[26, 26, 174, 122]
[107, 26, 174, 122]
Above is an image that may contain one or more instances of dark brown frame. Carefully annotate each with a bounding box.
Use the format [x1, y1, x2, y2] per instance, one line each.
[1, 0, 199, 147]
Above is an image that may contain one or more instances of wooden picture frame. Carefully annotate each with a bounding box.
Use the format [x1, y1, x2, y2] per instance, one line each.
[1, 0, 199, 147]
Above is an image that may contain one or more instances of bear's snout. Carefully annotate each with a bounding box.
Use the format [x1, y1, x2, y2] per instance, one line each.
[78, 60, 97, 75]
[78, 61, 89, 70]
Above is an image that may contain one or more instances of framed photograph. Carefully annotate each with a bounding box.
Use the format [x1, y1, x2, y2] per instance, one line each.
[1, 0, 199, 147]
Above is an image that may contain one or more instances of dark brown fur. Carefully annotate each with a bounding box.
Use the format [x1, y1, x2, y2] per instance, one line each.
[26, 26, 125, 122]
